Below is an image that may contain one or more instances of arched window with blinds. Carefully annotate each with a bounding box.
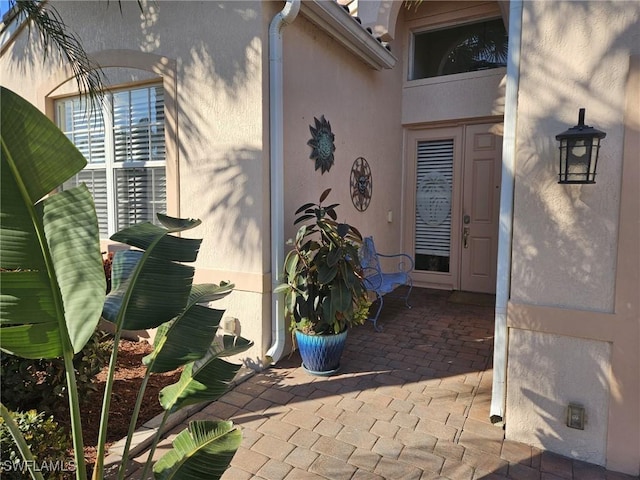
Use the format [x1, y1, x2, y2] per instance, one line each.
[56, 84, 166, 237]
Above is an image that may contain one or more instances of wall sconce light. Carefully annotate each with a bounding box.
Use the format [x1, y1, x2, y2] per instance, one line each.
[556, 108, 606, 184]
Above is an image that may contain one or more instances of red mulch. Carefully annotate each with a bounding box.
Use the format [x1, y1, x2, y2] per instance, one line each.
[64, 339, 182, 469]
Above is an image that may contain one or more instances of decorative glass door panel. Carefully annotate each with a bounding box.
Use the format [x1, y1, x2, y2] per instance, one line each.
[415, 140, 454, 273]
[405, 123, 500, 293]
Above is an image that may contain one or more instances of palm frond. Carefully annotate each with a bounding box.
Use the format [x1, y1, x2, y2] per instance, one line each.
[3, 0, 106, 110]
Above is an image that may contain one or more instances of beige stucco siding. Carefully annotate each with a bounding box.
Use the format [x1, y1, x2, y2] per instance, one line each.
[0, 1, 272, 364]
[506, 330, 611, 465]
[402, 70, 505, 126]
[506, 1, 640, 475]
[281, 10, 405, 259]
[511, 1, 637, 312]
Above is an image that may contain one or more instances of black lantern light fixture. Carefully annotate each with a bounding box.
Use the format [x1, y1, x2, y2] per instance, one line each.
[556, 108, 606, 184]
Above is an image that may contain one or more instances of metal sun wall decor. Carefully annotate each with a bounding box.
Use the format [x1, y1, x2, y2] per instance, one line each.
[350, 157, 372, 211]
[307, 115, 335, 174]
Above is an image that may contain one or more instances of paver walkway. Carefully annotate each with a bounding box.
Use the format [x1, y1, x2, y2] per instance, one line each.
[122, 288, 638, 480]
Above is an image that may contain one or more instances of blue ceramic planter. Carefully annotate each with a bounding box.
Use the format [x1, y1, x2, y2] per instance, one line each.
[295, 329, 348, 376]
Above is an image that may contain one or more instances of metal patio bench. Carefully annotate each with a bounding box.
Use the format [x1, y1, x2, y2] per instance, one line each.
[359, 236, 414, 331]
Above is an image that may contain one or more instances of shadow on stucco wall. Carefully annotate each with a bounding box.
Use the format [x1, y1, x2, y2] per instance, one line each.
[186, 146, 265, 273]
[510, 132, 618, 311]
[151, 1, 266, 272]
[504, 0, 638, 468]
[505, 318, 612, 465]
[509, 0, 638, 312]
[1, 1, 265, 272]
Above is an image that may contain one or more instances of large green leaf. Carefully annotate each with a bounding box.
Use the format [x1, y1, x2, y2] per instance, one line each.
[156, 213, 202, 233]
[102, 250, 194, 331]
[101, 217, 207, 331]
[143, 283, 234, 372]
[327, 247, 342, 267]
[144, 305, 222, 373]
[153, 420, 241, 480]
[111, 220, 202, 263]
[41, 187, 106, 352]
[187, 283, 234, 304]
[317, 262, 337, 284]
[0, 87, 105, 358]
[159, 335, 253, 412]
[283, 253, 300, 283]
[159, 359, 239, 413]
[329, 281, 352, 321]
[0, 87, 86, 212]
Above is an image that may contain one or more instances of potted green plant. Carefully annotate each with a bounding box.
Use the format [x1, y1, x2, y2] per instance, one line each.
[275, 189, 371, 375]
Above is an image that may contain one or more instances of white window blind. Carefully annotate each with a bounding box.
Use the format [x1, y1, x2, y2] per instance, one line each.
[57, 85, 166, 238]
[415, 139, 453, 258]
[115, 167, 166, 230]
[113, 88, 166, 163]
[57, 97, 106, 165]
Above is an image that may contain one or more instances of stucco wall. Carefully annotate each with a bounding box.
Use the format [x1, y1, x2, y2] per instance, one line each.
[511, 0, 638, 312]
[506, 1, 640, 475]
[281, 11, 405, 260]
[506, 330, 611, 465]
[402, 70, 505, 126]
[0, 0, 272, 364]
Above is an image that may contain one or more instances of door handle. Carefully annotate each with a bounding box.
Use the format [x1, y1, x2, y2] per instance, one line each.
[463, 227, 470, 249]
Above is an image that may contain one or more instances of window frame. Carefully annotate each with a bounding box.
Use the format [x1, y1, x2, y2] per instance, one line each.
[43, 51, 180, 247]
[402, 0, 507, 86]
[409, 15, 507, 82]
[55, 82, 168, 237]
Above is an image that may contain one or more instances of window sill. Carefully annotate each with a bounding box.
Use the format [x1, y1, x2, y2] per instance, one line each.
[405, 67, 506, 89]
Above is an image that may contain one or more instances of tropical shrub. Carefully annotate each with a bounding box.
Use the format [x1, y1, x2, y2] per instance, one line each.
[275, 189, 370, 335]
[0, 330, 111, 414]
[0, 410, 71, 480]
[0, 86, 253, 480]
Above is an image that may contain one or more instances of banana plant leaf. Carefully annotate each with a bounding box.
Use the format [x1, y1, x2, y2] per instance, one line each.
[159, 335, 253, 413]
[156, 213, 202, 233]
[153, 420, 241, 480]
[102, 217, 204, 330]
[0, 86, 105, 358]
[143, 305, 220, 373]
[188, 282, 235, 304]
[143, 283, 234, 373]
[111, 221, 202, 263]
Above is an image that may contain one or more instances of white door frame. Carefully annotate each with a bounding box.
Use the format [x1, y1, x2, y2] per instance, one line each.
[404, 119, 503, 293]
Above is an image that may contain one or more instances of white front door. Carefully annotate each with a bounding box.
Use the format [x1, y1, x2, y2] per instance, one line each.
[460, 123, 502, 293]
[405, 123, 501, 293]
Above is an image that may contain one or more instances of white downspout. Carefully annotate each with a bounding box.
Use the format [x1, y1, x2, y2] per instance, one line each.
[266, 0, 300, 365]
[491, 0, 523, 422]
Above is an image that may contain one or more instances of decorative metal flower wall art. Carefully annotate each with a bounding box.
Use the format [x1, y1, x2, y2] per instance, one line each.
[307, 115, 335, 174]
[350, 157, 372, 211]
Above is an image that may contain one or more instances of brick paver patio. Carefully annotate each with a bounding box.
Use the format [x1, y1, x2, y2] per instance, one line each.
[120, 288, 638, 480]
